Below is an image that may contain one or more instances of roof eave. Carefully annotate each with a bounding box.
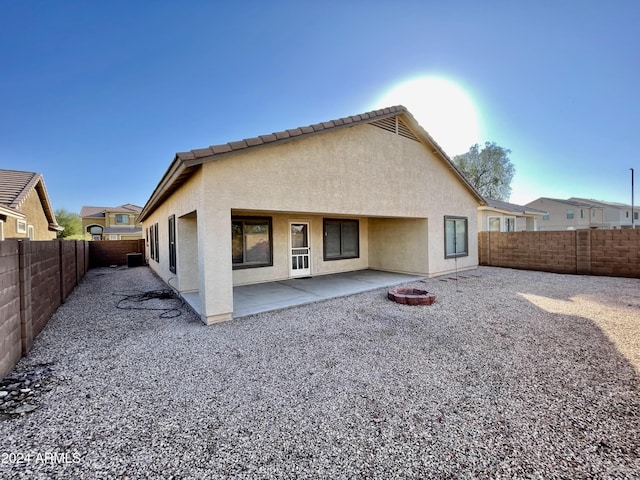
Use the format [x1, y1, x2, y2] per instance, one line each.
[396, 110, 487, 206]
[138, 157, 189, 222]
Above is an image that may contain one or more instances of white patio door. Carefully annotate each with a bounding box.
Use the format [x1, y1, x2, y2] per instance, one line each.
[290, 222, 310, 277]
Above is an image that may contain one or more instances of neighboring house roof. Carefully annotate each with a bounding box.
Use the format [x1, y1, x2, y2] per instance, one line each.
[139, 105, 486, 221]
[103, 227, 143, 234]
[482, 198, 546, 215]
[568, 197, 632, 209]
[0, 168, 62, 231]
[527, 197, 595, 208]
[80, 204, 143, 218]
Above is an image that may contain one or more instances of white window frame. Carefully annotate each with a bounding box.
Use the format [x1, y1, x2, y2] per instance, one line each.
[444, 216, 468, 258]
[17, 219, 27, 233]
[27, 225, 34, 240]
[109, 234, 119, 240]
[487, 216, 501, 232]
[505, 216, 516, 232]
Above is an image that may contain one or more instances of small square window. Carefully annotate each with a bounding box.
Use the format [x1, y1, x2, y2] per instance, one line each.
[566, 209, 574, 219]
[17, 219, 27, 233]
[542, 213, 550, 221]
[232, 217, 273, 268]
[115, 214, 128, 224]
[323, 219, 359, 260]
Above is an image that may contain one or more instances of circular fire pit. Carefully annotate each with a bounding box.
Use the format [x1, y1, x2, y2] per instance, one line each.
[388, 287, 436, 306]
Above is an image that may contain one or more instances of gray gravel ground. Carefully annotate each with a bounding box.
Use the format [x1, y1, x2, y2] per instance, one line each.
[1, 266, 639, 479]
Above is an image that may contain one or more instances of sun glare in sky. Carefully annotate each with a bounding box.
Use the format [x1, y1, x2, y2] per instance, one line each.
[373, 76, 482, 157]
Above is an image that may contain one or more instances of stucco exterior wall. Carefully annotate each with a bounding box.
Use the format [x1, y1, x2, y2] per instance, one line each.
[369, 218, 429, 274]
[231, 212, 370, 286]
[143, 121, 481, 323]
[4, 189, 55, 240]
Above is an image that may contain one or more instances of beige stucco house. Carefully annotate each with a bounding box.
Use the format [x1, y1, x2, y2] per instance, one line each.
[0, 169, 62, 240]
[478, 198, 546, 232]
[80, 204, 143, 240]
[526, 197, 615, 230]
[138, 106, 486, 324]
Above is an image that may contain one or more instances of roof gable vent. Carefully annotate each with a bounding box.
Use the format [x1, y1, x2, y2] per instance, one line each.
[371, 116, 419, 142]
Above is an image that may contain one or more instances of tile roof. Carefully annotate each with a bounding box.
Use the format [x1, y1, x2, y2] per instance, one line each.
[0, 169, 40, 209]
[139, 106, 486, 221]
[103, 227, 143, 234]
[531, 197, 596, 208]
[568, 197, 632, 209]
[175, 106, 410, 163]
[485, 198, 547, 215]
[80, 204, 143, 218]
[0, 168, 61, 230]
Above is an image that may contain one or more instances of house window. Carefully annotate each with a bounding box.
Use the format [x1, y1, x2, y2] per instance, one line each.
[592, 210, 596, 218]
[150, 226, 155, 260]
[115, 214, 128, 224]
[323, 218, 359, 260]
[232, 217, 272, 268]
[153, 223, 159, 262]
[505, 217, 516, 232]
[635, 212, 639, 220]
[168, 215, 176, 274]
[109, 234, 119, 240]
[580, 209, 585, 219]
[566, 209, 574, 219]
[150, 223, 159, 262]
[445, 216, 468, 258]
[17, 219, 27, 234]
[27, 225, 34, 240]
[488, 217, 501, 232]
[543, 213, 550, 221]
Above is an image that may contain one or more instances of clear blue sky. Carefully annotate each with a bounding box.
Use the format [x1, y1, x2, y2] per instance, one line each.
[2, 1, 638, 213]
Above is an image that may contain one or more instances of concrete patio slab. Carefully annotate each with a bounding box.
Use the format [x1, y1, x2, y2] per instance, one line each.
[232, 269, 425, 318]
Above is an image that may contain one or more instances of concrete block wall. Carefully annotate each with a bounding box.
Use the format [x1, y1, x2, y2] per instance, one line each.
[479, 229, 640, 277]
[89, 239, 145, 268]
[590, 229, 640, 277]
[0, 239, 89, 379]
[30, 241, 62, 340]
[0, 240, 21, 381]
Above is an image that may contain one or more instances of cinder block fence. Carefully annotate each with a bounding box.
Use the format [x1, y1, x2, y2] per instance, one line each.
[1, 239, 147, 378]
[0, 239, 90, 378]
[479, 229, 640, 277]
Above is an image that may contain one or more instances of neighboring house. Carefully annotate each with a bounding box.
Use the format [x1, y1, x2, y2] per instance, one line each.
[80, 204, 143, 240]
[138, 106, 486, 324]
[0, 169, 63, 240]
[526, 197, 635, 230]
[569, 197, 638, 229]
[478, 198, 546, 232]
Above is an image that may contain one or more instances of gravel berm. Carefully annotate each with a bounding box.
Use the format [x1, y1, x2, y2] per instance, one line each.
[1, 266, 639, 479]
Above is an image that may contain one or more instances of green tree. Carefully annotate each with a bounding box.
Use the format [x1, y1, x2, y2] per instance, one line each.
[54, 208, 82, 238]
[453, 142, 515, 201]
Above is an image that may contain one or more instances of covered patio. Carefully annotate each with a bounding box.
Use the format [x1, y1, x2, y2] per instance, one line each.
[181, 269, 425, 319]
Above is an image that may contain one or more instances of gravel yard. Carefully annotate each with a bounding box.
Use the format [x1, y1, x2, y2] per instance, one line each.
[1, 266, 639, 479]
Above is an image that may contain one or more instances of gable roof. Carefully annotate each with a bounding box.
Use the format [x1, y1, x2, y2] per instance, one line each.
[139, 106, 485, 221]
[0, 168, 62, 231]
[527, 197, 595, 208]
[80, 204, 143, 218]
[568, 197, 632, 209]
[482, 198, 546, 215]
